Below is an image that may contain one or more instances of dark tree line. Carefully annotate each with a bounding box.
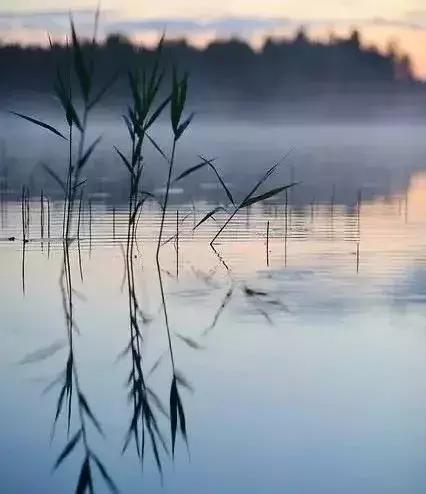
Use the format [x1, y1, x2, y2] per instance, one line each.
[0, 28, 415, 103]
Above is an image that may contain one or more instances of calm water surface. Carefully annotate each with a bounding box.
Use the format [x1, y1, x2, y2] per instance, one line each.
[1, 173, 426, 493]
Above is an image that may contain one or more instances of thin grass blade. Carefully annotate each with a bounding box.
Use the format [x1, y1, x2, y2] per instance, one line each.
[241, 183, 298, 208]
[194, 206, 225, 229]
[92, 455, 119, 494]
[53, 429, 82, 470]
[10, 111, 67, 140]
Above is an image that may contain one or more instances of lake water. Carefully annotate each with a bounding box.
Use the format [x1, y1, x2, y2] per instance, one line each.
[1, 167, 426, 492]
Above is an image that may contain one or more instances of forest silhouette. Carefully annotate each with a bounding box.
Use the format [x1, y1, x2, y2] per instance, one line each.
[0, 28, 417, 106]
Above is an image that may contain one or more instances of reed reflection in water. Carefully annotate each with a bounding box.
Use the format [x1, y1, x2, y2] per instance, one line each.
[0, 172, 426, 493]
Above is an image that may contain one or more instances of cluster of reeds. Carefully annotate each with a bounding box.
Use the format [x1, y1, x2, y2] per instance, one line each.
[12, 13, 115, 242]
[12, 11, 299, 493]
[13, 15, 119, 493]
[114, 37, 193, 470]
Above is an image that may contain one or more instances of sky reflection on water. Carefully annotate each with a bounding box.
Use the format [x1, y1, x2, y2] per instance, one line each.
[0, 172, 426, 493]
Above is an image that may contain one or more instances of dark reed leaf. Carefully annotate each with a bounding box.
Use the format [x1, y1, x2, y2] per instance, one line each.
[127, 106, 138, 131]
[129, 198, 146, 225]
[161, 234, 177, 247]
[209, 154, 291, 245]
[65, 102, 82, 132]
[54, 383, 67, 424]
[139, 189, 155, 202]
[170, 376, 188, 456]
[146, 422, 163, 476]
[144, 405, 169, 456]
[170, 377, 178, 457]
[122, 426, 133, 455]
[66, 353, 73, 387]
[194, 206, 226, 229]
[114, 146, 133, 176]
[78, 393, 104, 436]
[92, 3, 101, 46]
[176, 390, 188, 448]
[91, 455, 119, 494]
[199, 155, 235, 205]
[241, 183, 298, 208]
[42, 163, 66, 192]
[53, 429, 82, 470]
[147, 388, 169, 419]
[179, 211, 192, 225]
[140, 426, 146, 471]
[67, 381, 73, 436]
[148, 352, 166, 376]
[243, 286, 268, 297]
[173, 159, 212, 183]
[147, 34, 164, 99]
[128, 71, 142, 117]
[213, 171, 234, 205]
[203, 286, 234, 336]
[176, 112, 194, 140]
[122, 115, 134, 142]
[54, 75, 83, 131]
[88, 71, 120, 110]
[266, 298, 290, 312]
[175, 333, 204, 350]
[144, 95, 171, 131]
[19, 340, 66, 364]
[145, 65, 162, 109]
[146, 133, 169, 163]
[171, 67, 179, 133]
[78, 136, 102, 170]
[131, 138, 143, 168]
[175, 370, 194, 393]
[10, 111, 67, 140]
[42, 370, 66, 395]
[75, 179, 88, 189]
[76, 457, 93, 494]
[256, 306, 273, 325]
[116, 341, 132, 363]
[180, 72, 188, 108]
[71, 21, 91, 102]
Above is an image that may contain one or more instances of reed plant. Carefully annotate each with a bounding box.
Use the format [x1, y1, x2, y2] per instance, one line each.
[11, 10, 301, 491]
[114, 36, 172, 472]
[13, 15, 118, 493]
[12, 13, 115, 242]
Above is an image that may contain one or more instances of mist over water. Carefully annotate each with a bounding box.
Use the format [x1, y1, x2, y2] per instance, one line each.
[1, 100, 426, 205]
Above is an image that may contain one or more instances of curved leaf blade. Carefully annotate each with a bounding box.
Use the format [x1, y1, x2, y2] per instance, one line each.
[173, 158, 213, 183]
[241, 183, 299, 208]
[76, 457, 92, 494]
[175, 333, 204, 350]
[78, 393, 104, 436]
[92, 455, 119, 494]
[78, 136, 102, 170]
[53, 429, 82, 470]
[10, 111, 67, 140]
[176, 112, 194, 140]
[42, 163, 66, 192]
[170, 377, 178, 457]
[71, 21, 91, 102]
[144, 95, 171, 131]
[114, 146, 133, 176]
[194, 206, 225, 230]
[19, 340, 66, 365]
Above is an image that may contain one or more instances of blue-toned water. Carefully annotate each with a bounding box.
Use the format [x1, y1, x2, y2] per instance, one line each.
[1, 170, 426, 493]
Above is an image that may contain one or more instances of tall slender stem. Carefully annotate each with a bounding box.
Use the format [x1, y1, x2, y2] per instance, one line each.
[156, 139, 177, 372]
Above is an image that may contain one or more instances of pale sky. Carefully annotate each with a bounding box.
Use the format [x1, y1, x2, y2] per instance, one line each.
[2, 0, 426, 77]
